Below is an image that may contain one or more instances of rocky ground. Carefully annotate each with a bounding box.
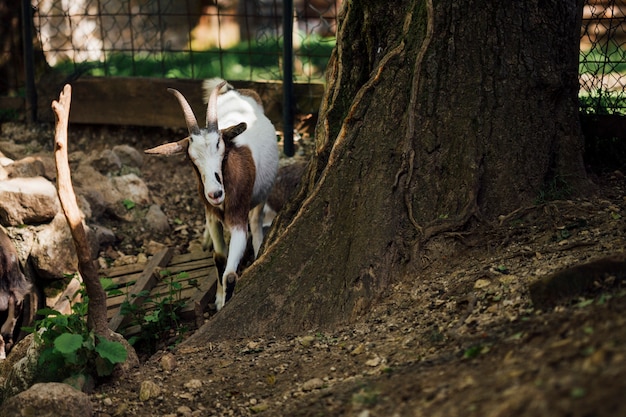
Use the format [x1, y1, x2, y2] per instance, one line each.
[2, 121, 626, 416]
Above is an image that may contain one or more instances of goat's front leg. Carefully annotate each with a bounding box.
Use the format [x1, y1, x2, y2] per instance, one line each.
[215, 225, 248, 310]
[249, 203, 265, 258]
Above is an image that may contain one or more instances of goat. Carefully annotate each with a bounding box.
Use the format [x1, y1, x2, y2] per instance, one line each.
[0, 227, 32, 359]
[263, 161, 307, 228]
[146, 79, 278, 310]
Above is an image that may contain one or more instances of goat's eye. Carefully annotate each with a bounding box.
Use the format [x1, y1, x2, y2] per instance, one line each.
[215, 172, 222, 184]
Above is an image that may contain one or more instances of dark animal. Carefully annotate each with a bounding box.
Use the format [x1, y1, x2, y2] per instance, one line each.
[0, 228, 31, 359]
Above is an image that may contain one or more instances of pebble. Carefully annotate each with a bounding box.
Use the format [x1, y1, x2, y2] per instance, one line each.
[184, 379, 203, 389]
[176, 405, 192, 416]
[139, 380, 161, 401]
[302, 377, 325, 391]
[299, 335, 316, 347]
[161, 353, 177, 371]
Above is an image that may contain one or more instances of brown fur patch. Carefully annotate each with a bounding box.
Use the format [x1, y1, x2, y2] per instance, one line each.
[238, 89, 264, 108]
[194, 145, 256, 230]
[223, 145, 256, 228]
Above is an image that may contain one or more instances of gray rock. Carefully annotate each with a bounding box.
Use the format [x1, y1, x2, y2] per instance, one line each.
[0, 177, 60, 226]
[113, 144, 144, 168]
[91, 149, 122, 173]
[0, 333, 42, 403]
[112, 174, 150, 206]
[29, 213, 78, 280]
[145, 204, 170, 234]
[4, 156, 46, 178]
[0, 382, 93, 417]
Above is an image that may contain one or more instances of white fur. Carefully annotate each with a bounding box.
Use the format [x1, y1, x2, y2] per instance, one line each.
[201, 79, 278, 310]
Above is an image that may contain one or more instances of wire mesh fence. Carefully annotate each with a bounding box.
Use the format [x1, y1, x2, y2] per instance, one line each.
[30, 0, 339, 83]
[580, 0, 626, 114]
[3, 1, 626, 117]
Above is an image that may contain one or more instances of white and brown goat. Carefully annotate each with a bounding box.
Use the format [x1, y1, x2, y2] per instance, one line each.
[146, 80, 278, 310]
[0, 228, 32, 359]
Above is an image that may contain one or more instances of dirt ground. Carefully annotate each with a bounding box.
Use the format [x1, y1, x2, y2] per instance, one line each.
[4, 122, 626, 416]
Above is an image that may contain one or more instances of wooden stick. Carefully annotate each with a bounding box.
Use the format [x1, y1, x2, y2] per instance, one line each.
[52, 84, 109, 338]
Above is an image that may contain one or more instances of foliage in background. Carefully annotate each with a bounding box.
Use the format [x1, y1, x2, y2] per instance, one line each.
[579, 44, 626, 115]
[25, 277, 127, 385]
[53, 36, 336, 82]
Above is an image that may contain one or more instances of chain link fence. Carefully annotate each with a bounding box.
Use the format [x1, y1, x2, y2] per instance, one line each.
[3, 1, 626, 118]
[580, 0, 626, 114]
[30, 0, 339, 83]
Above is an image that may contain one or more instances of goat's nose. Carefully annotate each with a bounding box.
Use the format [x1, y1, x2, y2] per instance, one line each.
[211, 190, 223, 200]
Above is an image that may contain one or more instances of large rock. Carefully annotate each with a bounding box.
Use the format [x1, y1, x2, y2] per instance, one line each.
[0, 177, 60, 226]
[112, 144, 144, 168]
[29, 213, 78, 280]
[111, 173, 150, 205]
[0, 382, 93, 417]
[4, 156, 46, 178]
[0, 333, 41, 403]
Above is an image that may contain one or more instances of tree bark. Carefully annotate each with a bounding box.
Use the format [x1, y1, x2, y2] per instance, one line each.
[187, 0, 589, 342]
[52, 84, 109, 338]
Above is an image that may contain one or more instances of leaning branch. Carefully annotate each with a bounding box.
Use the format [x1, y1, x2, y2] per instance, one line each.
[52, 84, 109, 338]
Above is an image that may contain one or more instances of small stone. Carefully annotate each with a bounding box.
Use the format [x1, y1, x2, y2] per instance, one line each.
[176, 405, 193, 416]
[139, 380, 161, 401]
[103, 397, 113, 406]
[160, 353, 177, 372]
[302, 377, 324, 391]
[298, 335, 316, 347]
[250, 402, 270, 413]
[351, 343, 365, 356]
[365, 356, 381, 367]
[184, 379, 203, 389]
[474, 278, 491, 289]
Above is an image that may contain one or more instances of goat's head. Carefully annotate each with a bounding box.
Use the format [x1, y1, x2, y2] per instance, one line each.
[146, 82, 247, 206]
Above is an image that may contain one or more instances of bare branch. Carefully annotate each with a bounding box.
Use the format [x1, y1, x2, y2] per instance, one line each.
[52, 84, 109, 338]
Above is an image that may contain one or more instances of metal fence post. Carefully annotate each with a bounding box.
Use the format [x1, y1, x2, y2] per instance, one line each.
[282, 0, 295, 157]
[21, 0, 37, 123]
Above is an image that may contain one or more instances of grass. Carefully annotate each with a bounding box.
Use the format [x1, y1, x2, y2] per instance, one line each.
[53, 36, 336, 82]
[579, 43, 626, 115]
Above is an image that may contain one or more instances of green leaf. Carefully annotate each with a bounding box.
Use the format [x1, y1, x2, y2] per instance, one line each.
[95, 337, 128, 364]
[54, 333, 84, 354]
[122, 199, 136, 210]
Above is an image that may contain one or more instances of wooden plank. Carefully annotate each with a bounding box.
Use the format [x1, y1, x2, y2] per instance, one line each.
[36, 76, 325, 129]
[99, 262, 146, 279]
[180, 253, 219, 325]
[108, 247, 174, 331]
[169, 250, 214, 265]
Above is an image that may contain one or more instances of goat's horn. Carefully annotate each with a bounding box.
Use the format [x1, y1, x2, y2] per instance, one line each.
[206, 81, 227, 132]
[168, 88, 200, 136]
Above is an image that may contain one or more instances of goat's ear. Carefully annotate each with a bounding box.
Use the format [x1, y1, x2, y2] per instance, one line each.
[145, 137, 190, 155]
[221, 122, 247, 143]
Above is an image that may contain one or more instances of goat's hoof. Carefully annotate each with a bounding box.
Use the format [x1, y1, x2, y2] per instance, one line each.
[225, 272, 237, 302]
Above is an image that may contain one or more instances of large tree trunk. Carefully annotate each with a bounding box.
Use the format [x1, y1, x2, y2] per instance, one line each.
[187, 0, 588, 342]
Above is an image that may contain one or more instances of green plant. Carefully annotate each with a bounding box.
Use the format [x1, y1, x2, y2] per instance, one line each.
[52, 36, 335, 82]
[26, 278, 128, 384]
[535, 175, 572, 204]
[120, 270, 191, 353]
[122, 198, 136, 210]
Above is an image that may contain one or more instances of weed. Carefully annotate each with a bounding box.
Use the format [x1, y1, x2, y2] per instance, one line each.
[535, 175, 572, 204]
[25, 278, 128, 384]
[120, 269, 190, 354]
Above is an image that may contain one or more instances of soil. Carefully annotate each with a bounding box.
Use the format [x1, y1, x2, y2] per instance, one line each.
[3, 122, 626, 417]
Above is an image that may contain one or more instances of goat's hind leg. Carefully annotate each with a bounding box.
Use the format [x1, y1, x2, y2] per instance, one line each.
[249, 203, 265, 258]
